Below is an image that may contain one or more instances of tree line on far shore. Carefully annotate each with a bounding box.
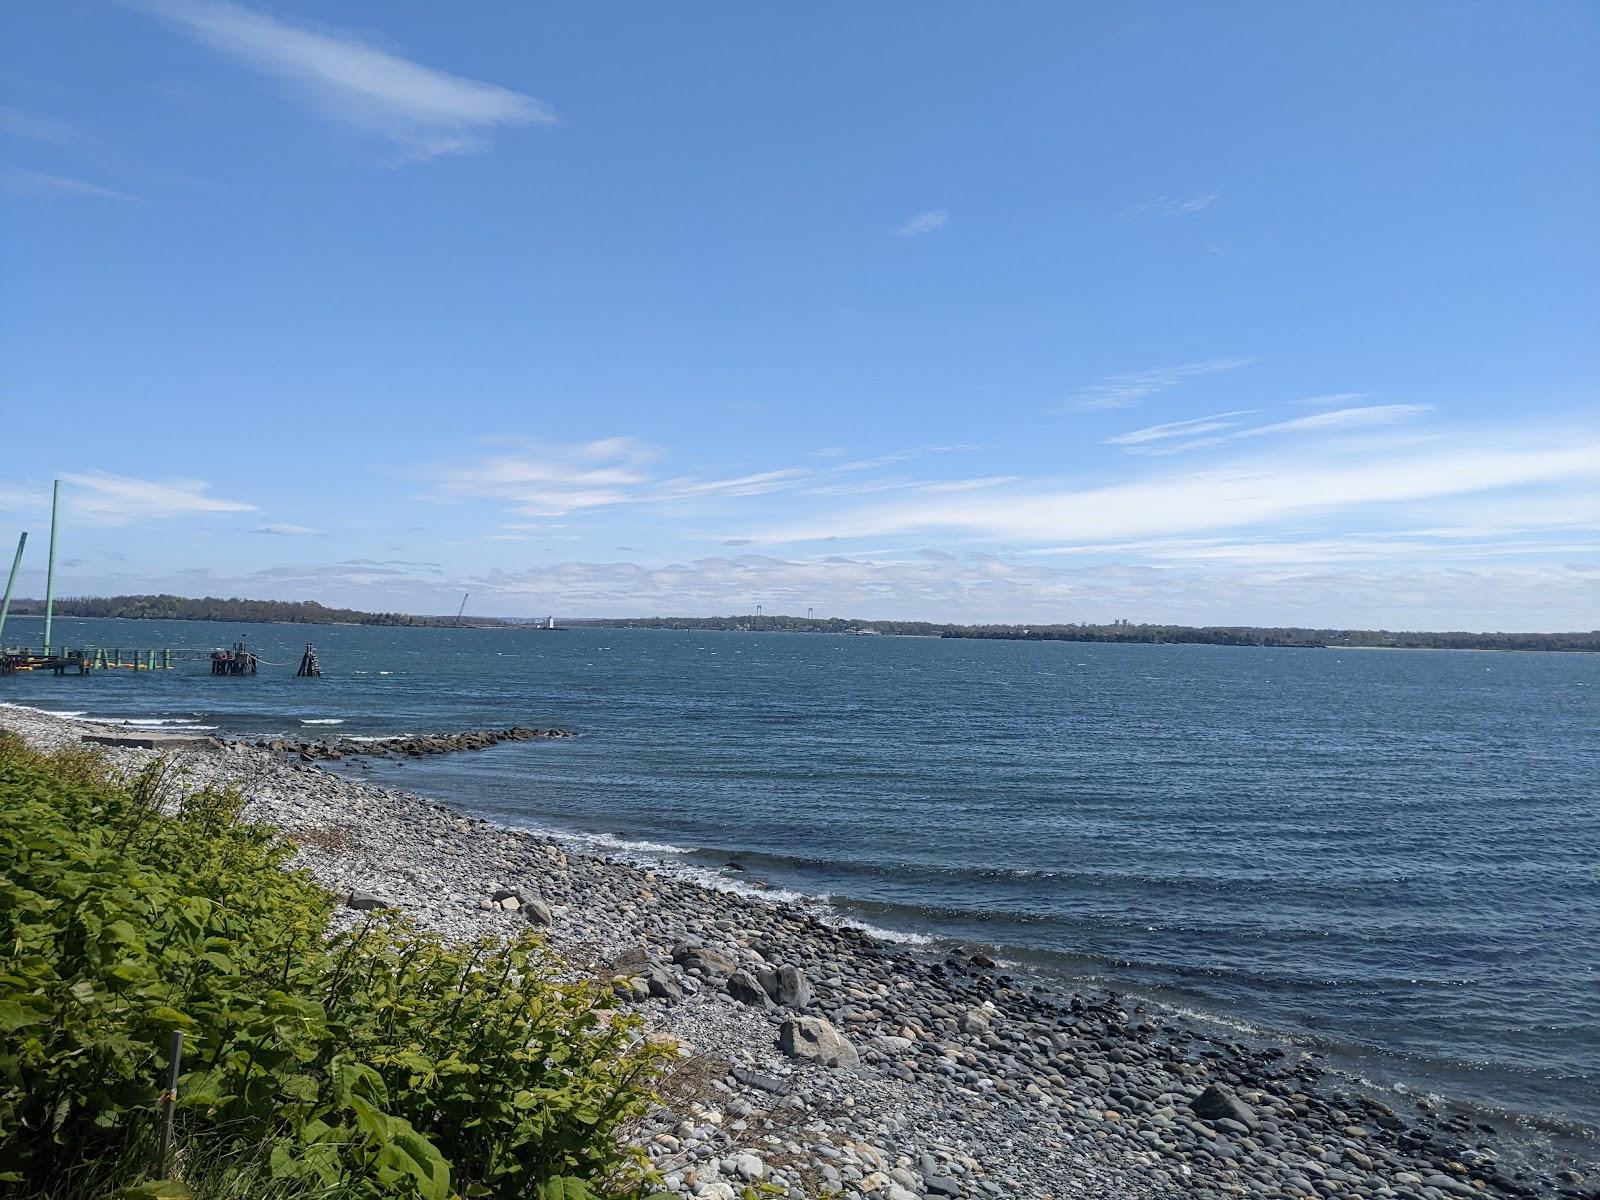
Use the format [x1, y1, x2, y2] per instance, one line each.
[3, 594, 509, 628]
[4, 595, 1594, 650]
[572, 615, 1600, 652]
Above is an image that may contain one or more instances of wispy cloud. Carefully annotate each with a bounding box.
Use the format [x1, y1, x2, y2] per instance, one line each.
[135, 0, 555, 161]
[1130, 193, 1219, 216]
[253, 522, 321, 536]
[1105, 410, 1260, 447]
[894, 209, 949, 237]
[428, 440, 983, 517]
[1110, 403, 1432, 454]
[0, 170, 140, 202]
[1062, 357, 1253, 412]
[429, 438, 656, 516]
[655, 469, 811, 501]
[0, 473, 256, 525]
[1230, 404, 1431, 440]
[0, 107, 84, 146]
[437, 553, 1599, 629]
[755, 435, 1599, 547]
[67, 546, 1599, 628]
[64, 473, 257, 524]
[1290, 391, 1370, 408]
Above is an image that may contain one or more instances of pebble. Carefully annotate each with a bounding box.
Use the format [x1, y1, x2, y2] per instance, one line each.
[7, 707, 1592, 1200]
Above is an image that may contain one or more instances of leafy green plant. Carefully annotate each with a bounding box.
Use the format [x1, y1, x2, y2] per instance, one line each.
[0, 732, 673, 1199]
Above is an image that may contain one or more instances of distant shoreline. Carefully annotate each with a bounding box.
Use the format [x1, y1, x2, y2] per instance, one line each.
[6, 596, 1595, 652]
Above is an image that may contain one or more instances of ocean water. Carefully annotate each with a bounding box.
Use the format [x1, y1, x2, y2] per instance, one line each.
[4, 615, 1597, 1136]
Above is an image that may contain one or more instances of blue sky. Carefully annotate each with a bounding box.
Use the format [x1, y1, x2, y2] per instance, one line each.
[2, 1, 1596, 627]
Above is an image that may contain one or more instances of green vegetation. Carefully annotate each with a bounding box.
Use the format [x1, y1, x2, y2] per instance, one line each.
[0, 735, 671, 1199]
[6, 593, 1593, 649]
[2, 595, 487, 627]
[574, 614, 1600, 651]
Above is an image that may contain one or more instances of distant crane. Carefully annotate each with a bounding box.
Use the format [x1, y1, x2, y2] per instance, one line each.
[455, 593, 469, 626]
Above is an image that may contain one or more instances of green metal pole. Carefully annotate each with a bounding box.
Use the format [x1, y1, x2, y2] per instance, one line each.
[42, 481, 60, 655]
[0, 531, 26, 650]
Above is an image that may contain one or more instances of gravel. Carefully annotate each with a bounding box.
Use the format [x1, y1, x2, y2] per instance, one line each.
[3, 706, 1594, 1200]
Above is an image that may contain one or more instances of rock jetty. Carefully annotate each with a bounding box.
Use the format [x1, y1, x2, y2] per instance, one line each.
[254, 726, 572, 761]
[3, 707, 1594, 1200]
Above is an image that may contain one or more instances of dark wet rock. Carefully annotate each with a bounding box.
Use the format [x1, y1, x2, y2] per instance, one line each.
[346, 890, 389, 911]
[727, 969, 774, 1009]
[260, 726, 573, 763]
[1192, 1084, 1257, 1129]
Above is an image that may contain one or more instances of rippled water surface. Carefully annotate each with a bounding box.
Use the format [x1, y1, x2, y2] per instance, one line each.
[5, 617, 1597, 1129]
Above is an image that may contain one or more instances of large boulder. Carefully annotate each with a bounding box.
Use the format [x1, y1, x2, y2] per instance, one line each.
[757, 964, 811, 1009]
[1191, 1084, 1257, 1129]
[644, 965, 684, 1003]
[778, 1016, 859, 1068]
[672, 941, 738, 977]
[521, 899, 554, 927]
[612, 945, 651, 972]
[726, 970, 773, 1009]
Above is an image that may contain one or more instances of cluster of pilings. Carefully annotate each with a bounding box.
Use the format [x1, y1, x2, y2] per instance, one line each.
[4, 483, 321, 683]
[1, 647, 177, 676]
[210, 641, 259, 675]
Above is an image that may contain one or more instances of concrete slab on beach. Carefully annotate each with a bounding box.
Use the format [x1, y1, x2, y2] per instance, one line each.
[81, 732, 215, 750]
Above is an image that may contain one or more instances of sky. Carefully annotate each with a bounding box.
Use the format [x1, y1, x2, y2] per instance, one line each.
[1, 1, 1597, 629]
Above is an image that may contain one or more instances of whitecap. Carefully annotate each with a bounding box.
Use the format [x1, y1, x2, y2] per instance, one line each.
[503, 819, 942, 946]
[581, 831, 694, 856]
[301, 718, 345, 725]
[828, 915, 938, 947]
[107, 717, 219, 731]
[0, 703, 87, 718]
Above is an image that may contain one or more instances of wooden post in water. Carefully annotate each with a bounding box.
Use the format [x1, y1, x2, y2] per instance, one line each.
[296, 644, 322, 677]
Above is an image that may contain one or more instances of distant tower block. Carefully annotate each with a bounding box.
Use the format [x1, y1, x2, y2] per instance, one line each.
[296, 644, 322, 678]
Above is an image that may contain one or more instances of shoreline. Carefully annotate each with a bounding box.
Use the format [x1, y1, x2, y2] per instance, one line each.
[3, 706, 1595, 1200]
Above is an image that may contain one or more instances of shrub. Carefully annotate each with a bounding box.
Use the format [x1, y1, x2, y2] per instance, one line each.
[0, 732, 672, 1198]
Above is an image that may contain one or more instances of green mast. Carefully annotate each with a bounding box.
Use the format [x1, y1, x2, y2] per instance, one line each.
[0, 531, 26, 649]
[42, 480, 59, 654]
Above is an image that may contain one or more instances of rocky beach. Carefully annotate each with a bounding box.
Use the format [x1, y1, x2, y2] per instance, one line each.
[4, 705, 1594, 1200]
